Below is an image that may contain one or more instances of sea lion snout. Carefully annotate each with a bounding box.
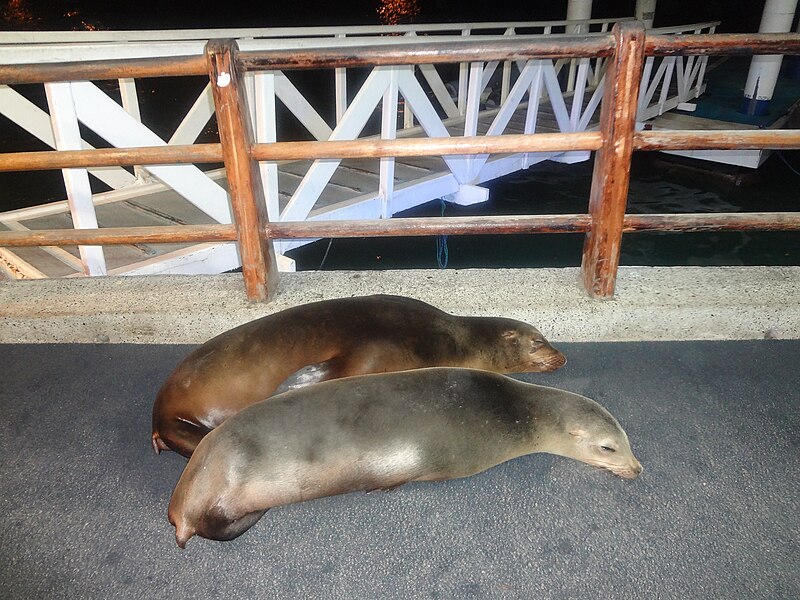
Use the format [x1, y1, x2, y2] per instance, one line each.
[616, 458, 644, 479]
[534, 350, 567, 371]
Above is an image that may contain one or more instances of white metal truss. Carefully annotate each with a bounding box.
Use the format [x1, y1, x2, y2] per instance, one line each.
[0, 19, 716, 278]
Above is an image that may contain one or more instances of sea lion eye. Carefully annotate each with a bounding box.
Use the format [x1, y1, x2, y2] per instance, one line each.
[599, 445, 617, 453]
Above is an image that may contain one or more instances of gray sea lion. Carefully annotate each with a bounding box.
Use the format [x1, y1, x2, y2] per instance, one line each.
[168, 367, 642, 548]
[152, 295, 566, 457]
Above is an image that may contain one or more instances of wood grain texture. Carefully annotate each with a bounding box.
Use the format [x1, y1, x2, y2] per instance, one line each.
[635, 129, 800, 150]
[646, 33, 800, 56]
[3, 213, 797, 248]
[0, 144, 222, 172]
[237, 35, 615, 71]
[0, 224, 237, 246]
[581, 21, 646, 299]
[207, 39, 278, 302]
[250, 132, 603, 161]
[0, 55, 206, 85]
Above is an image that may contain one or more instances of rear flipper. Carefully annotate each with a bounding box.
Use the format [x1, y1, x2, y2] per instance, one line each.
[152, 417, 212, 458]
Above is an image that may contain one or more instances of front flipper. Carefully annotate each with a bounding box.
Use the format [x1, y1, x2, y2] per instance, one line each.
[365, 483, 404, 494]
[199, 507, 269, 543]
[274, 359, 340, 394]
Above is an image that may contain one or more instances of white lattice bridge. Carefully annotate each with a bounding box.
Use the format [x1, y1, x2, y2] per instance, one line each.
[0, 19, 716, 279]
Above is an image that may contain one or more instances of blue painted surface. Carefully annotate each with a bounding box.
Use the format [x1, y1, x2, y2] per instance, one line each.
[678, 57, 800, 127]
[739, 97, 771, 116]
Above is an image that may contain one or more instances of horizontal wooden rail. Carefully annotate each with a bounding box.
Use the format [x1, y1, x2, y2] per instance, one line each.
[1, 213, 798, 248]
[0, 224, 237, 246]
[0, 144, 223, 172]
[0, 134, 600, 172]
[2, 31, 799, 87]
[0, 36, 615, 85]
[267, 215, 593, 237]
[0, 55, 208, 85]
[3, 33, 798, 86]
[237, 36, 616, 71]
[4, 130, 800, 173]
[622, 213, 800, 232]
[646, 33, 800, 56]
[251, 132, 603, 161]
[271, 212, 800, 237]
[634, 129, 800, 150]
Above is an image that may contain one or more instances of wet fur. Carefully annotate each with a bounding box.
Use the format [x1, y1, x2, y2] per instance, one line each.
[168, 368, 641, 548]
[153, 295, 566, 457]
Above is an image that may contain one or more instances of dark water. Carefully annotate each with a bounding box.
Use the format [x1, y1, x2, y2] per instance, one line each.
[286, 152, 800, 270]
[2, 0, 796, 269]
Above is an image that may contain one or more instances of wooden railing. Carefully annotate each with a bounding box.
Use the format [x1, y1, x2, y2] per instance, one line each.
[1, 22, 800, 300]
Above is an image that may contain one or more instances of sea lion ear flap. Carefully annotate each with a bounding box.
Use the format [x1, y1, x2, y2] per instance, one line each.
[502, 330, 519, 339]
[569, 429, 586, 438]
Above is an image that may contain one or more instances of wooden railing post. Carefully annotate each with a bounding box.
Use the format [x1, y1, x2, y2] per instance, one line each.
[207, 39, 278, 301]
[581, 21, 646, 298]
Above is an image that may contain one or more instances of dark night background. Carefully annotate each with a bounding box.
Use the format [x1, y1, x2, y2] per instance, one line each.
[0, 1, 779, 33]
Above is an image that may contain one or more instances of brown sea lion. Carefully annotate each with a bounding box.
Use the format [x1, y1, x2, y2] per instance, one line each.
[152, 295, 566, 457]
[168, 367, 642, 548]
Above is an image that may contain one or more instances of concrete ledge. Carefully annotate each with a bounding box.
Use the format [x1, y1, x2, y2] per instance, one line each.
[1, 266, 798, 343]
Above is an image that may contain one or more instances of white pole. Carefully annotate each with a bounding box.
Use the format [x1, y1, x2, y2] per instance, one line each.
[566, 0, 593, 31]
[635, 0, 658, 28]
[742, 0, 799, 115]
[793, 12, 800, 78]
[566, 1, 592, 93]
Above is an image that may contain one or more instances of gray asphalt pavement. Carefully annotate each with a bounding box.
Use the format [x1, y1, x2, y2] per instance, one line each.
[1, 341, 798, 599]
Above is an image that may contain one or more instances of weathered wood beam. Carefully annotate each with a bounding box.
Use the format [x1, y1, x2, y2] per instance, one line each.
[0, 55, 207, 85]
[207, 39, 278, 302]
[646, 33, 800, 56]
[4, 128, 800, 173]
[251, 132, 603, 161]
[0, 224, 237, 246]
[266, 212, 800, 238]
[237, 36, 615, 71]
[267, 215, 593, 238]
[623, 212, 800, 232]
[0, 144, 222, 172]
[2, 213, 798, 248]
[2, 32, 797, 87]
[634, 129, 800, 150]
[4, 129, 800, 173]
[581, 21, 646, 299]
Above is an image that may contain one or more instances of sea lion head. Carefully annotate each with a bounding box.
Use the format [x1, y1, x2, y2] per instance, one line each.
[497, 322, 566, 373]
[543, 394, 643, 479]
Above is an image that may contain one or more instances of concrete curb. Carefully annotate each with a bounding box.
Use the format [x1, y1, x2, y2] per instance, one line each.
[1, 266, 798, 343]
